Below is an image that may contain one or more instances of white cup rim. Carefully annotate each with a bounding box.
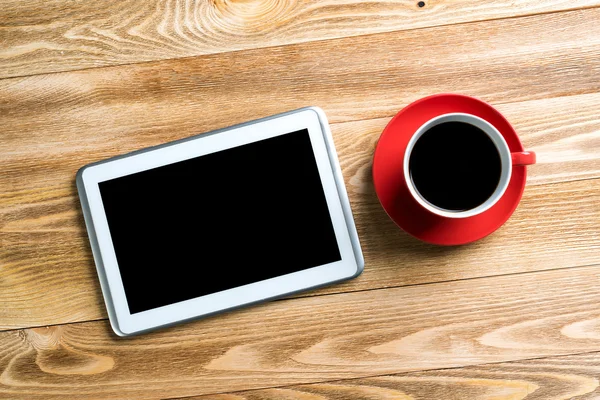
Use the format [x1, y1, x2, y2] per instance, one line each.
[403, 113, 512, 219]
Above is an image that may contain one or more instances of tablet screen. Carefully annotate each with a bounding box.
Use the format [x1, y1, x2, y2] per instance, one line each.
[99, 129, 341, 314]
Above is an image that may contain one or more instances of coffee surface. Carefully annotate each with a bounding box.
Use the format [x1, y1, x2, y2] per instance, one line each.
[409, 121, 502, 211]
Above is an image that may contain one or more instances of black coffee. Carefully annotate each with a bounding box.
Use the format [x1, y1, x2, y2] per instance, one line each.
[409, 121, 501, 211]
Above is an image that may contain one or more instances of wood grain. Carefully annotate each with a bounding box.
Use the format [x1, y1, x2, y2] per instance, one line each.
[193, 352, 600, 400]
[2, 1, 600, 398]
[2, 103, 599, 329]
[497, 94, 600, 186]
[2, 265, 600, 399]
[1, 0, 599, 79]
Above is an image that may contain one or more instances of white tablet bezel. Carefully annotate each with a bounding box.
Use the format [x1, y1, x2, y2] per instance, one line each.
[77, 107, 363, 336]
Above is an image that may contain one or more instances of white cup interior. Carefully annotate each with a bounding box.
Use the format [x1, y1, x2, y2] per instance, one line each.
[403, 113, 512, 219]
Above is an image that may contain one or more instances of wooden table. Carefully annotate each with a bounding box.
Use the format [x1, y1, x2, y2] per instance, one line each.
[2, 1, 600, 398]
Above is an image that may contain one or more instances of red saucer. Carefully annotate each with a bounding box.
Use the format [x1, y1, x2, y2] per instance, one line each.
[373, 94, 527, 245]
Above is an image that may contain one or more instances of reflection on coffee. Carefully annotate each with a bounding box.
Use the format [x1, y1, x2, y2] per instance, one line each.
[409, 121, 501, 211]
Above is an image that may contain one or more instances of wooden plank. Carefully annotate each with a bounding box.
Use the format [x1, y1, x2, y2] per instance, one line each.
[2, 7, 600, 196]
[192, 352, 600, 400]
[1, 0, 599, 79]
[3, 90, 600, 210]
[2, 265, 600, 399]
[1, 101, 599, 329]
[497, 94, 600, 186]
[334, 92, 600, 191]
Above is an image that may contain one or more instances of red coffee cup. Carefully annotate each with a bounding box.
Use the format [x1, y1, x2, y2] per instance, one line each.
[373, 94, 536, 245]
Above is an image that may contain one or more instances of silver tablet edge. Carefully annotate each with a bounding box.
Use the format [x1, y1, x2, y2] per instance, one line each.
[76, 170, 128, 337]
[75, 107, 364, 336]
[304, 106, 365, 277]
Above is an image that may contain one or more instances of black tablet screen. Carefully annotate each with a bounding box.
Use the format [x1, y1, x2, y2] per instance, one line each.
[99, 129, 341, 314]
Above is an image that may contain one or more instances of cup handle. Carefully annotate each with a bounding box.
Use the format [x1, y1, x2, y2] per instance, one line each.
[511, 151, 536, 166]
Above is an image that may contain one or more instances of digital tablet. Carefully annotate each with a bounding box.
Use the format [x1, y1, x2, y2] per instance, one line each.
[77, 107, 364, 336]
